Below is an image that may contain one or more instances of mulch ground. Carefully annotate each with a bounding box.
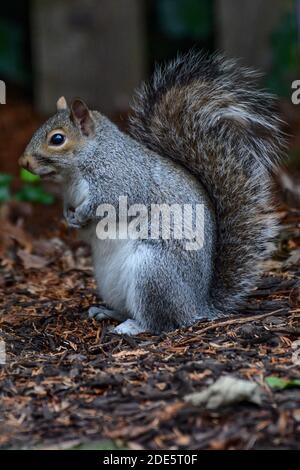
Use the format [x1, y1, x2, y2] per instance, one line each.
[0, 200, 299, 450]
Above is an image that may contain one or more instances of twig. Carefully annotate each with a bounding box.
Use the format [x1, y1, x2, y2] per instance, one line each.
[194, 309, 286, 337]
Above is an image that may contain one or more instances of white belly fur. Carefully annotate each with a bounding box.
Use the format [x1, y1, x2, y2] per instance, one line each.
[87, 226, 144, 313]
[64, 175, 90, 210]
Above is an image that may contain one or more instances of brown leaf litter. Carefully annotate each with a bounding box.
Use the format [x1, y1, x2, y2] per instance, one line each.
[0, 201, 299, 450]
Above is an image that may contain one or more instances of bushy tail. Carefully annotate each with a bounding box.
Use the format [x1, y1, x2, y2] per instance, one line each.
[129, 51, 285, 312]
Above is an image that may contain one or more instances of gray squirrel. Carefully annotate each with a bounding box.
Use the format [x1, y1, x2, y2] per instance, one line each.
[19, 51, 284, 335]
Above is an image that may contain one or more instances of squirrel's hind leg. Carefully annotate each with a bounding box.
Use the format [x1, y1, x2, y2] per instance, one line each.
[89, 306, 147, 335]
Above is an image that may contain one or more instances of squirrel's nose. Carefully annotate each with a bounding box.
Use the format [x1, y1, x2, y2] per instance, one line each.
[18, 154, 34, 171]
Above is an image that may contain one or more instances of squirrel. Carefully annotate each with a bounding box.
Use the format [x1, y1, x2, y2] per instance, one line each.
[19, 51, 285, 335]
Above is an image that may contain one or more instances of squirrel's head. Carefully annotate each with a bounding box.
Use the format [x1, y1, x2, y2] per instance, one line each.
[19, 97, 95, 179]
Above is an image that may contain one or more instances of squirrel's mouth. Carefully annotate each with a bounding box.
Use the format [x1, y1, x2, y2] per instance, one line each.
[19, 154, 57, 179]
[39, 170, 57, 179]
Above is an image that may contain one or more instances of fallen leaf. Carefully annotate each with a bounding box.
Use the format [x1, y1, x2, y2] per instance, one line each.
[17, 248, 50, 269]
[184, 376, 263, 409]
[0, 219, 32, 259]
[265, 376, 300, 390]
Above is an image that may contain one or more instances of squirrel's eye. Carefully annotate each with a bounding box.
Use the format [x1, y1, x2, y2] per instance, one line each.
[49, 133, 65, 146]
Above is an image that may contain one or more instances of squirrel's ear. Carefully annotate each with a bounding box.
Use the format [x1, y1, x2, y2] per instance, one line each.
[56, 96, 68, 111]
[71, 99, 95, 137]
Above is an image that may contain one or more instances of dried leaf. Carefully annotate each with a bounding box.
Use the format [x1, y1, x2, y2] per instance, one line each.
[184, 376, 263, 409]
[17, 248, 50, 269]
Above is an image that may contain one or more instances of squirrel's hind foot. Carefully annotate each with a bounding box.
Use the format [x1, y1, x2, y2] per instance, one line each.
[112, 319, 148, 336]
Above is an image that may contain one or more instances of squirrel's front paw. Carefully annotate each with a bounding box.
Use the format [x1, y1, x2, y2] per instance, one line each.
[64, 207, 84, 229]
